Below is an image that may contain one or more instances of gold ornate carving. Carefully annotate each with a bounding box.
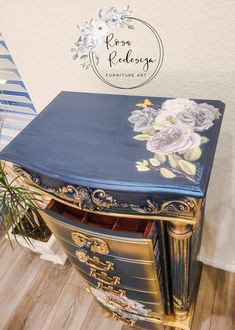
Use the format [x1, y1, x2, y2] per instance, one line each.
[97, 282, 125, 297]
[14, 165, 198, 217]
[90, 268, 120, 286]
[105, 297, 131, 311]
[71, 231, 109, 255]
[75, 250, 114, 271]
[112, 312, 135, 327]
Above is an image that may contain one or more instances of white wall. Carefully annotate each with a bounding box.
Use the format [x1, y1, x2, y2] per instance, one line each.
[0, 0, 234, 271]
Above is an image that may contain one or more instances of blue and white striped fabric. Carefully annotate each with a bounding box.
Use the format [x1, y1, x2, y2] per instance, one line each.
[0, 33, 37, 150]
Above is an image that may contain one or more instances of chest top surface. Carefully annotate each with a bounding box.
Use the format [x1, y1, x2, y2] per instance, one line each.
[0, 91, 224, 198]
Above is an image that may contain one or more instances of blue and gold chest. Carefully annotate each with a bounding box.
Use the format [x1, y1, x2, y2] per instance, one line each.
[0, 92, 225, 329]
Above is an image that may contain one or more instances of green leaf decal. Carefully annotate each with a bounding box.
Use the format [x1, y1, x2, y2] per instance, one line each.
[178, 160, 196, 176]
[136, 164, 150, 172]
[201, 136, 209, 144]
[183, 147, 202, 162]
[160, 168, 176, 179]
[154, 154, 166, 164]
[149, 158, 161, 166]
[168, 154, 182, 168]
[143, 128, 155, 135]
[133, 134, 151, 141]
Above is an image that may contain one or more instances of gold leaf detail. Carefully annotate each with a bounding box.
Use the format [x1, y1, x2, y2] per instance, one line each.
[178, 160, 196, 176]
[160, 168, 176, 179]
[154, 154, 166, 164]
[149, 158, 161, 166]
[168, 154, 182, 168]
[183, 147, 202, 162]
[133, 134, 151, 141]
[136, 164, 150, 172]
[201, 136, 209, 144]
[143, 128, 155, 135]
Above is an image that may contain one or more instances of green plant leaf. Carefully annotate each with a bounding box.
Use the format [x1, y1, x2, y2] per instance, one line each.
[201, 136, 209, 144]
[133, 134, 151, 141]
[178, 160, 196, 176]
[168, 154, 182, 168]
[154, 154, 166, 164]
[160, 168, 176, 179]
[183, 147, 202, 162]
[149, 158, 161, 166]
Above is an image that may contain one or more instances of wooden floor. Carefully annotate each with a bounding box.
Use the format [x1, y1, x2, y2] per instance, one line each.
[0, 238, 234, 330]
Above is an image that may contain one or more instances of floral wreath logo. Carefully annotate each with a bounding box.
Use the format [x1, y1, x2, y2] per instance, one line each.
[71, 5, 164, 89]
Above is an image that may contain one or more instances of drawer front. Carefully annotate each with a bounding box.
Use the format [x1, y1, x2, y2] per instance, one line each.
[68, 253, 159, 292]
[41, 209, 155, 261]
[56, 234, 157, 279]
[74, 266, 162, 304]
[88, 285, 164, 317]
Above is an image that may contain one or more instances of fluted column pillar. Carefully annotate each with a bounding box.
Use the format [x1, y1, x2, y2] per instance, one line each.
[167, 221, 193, 321]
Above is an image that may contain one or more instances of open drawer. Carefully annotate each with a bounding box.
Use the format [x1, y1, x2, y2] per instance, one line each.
[40, 199, 157, 261]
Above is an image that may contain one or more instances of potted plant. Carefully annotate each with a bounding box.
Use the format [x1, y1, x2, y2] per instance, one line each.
[0, 161, 67, 265]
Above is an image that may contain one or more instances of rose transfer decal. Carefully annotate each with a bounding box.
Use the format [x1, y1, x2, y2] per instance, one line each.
[128, 98, 220, 182]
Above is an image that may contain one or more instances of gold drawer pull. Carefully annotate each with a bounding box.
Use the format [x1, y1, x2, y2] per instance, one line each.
[71, 231, 109, 255]
[112, 312, 135, 327]
[75, 250, 114, 271]
[90, 268, 120, 286]
[97, 282, 125, 297]
[106, 297, 131, 311]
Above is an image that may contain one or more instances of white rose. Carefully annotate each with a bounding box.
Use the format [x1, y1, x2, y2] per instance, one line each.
[154, 109, 178, 129]
[93, 20, 108, 36]
[162, 98, 197, 113]
[178, 103, 220, 131]
[128, 107, 159, 132]
[146, 123, 201, 155]
[82, 32, 102, 51]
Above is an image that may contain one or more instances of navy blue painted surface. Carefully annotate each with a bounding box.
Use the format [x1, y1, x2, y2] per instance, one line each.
[0, 92, 225, 197]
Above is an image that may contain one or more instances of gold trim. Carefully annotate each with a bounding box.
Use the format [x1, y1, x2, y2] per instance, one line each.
[75, 250, 114, 272]
[105, 297, 131, 311]
[14, 165, 199, 221]
[89, 268, 120, 286]
[97, 282, 126, 297]
[112, 312, 135, 327]
[71, 231, 109, 255]
[167, 221, 193, 321]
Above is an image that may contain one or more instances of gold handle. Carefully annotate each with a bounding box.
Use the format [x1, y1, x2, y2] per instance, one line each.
[97, 282, 125, 297]
[112, 312, 135, 327]
[90, 268, 120, 286]
[106, 297, 130, 311]
[71, 231, 109, 255]
[75, 250, 114, 271]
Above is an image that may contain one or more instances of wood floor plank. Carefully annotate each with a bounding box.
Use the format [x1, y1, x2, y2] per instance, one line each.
[80, 300, 122, 330]
[0, 249, 44, 329]
[42, 283, 93, 330]
[210, 269, 235, 330]
[67, 267, 85, 288]
[3, 262, 72, 330]
[0, 238, 23, 281]
[191, 265, 219, 330]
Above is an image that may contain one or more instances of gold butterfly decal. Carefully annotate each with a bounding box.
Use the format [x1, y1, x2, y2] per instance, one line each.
[135, 99, 153, 108]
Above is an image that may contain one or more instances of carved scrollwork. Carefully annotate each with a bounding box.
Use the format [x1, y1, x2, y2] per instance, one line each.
[91, 189, 129, 209]
[13, 165, 198, 217]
